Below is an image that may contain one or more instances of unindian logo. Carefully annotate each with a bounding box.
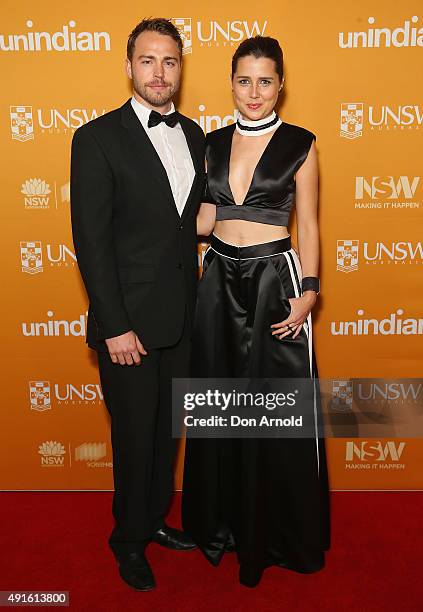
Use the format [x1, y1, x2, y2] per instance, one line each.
[339, 16, 423, 48]
[0, 20, 110, 52]
[331, 309, 423, 335]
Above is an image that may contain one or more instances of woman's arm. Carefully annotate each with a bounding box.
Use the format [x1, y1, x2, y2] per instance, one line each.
[197, 202, 216, 237]
[295, 139, 320, 296]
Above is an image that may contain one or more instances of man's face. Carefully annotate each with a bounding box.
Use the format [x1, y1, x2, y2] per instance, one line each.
[126, 31, 182, 111]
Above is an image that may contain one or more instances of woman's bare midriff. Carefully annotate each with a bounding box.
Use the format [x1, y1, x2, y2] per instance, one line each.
[213, 219, 289, 247]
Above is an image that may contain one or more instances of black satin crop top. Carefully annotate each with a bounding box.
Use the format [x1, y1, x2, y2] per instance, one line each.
[203, 122, 316, 226]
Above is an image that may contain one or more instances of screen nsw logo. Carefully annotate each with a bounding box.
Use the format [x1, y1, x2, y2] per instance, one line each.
[75, 443, 111, 467]
[37, 441, 111, 468]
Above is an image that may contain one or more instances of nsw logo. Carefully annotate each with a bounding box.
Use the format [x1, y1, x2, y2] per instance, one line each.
[38, 441, 66, 466]
[21, 178, 51, 209]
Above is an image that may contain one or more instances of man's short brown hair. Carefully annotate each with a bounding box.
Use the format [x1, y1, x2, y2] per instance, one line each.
[127, 18, 183, 61]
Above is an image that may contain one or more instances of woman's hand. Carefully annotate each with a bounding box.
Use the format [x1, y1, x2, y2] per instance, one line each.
[270, 291, 317, 340]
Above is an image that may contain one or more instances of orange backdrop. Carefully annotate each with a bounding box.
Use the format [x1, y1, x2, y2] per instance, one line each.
[1, 0, 422, 491]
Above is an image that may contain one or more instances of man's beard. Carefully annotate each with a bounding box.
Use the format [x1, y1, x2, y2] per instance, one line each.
[133, 76, 178, 108]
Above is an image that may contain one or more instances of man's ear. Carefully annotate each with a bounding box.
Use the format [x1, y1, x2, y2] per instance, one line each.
[125, 58, 132, 80]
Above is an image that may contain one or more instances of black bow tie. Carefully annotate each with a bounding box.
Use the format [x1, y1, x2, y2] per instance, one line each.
[148, 110, 180, 128]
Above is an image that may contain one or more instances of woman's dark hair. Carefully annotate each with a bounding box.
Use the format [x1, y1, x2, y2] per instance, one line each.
[127, 18, 183, 61]
[231, 36, 284, 81]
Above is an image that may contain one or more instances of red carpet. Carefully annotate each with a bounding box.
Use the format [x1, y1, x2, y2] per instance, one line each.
[0, 491, 422, 611]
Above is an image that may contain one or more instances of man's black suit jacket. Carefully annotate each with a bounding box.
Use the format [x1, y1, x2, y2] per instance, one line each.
[70, 99, 205, 351]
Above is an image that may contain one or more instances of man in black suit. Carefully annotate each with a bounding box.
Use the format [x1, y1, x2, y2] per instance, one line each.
[70, 18, 205, 591]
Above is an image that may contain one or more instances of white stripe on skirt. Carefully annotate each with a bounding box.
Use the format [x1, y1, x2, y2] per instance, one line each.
[282, 249, 320, 476]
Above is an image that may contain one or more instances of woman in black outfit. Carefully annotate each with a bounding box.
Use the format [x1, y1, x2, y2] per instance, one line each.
[182, 36, 330, 587]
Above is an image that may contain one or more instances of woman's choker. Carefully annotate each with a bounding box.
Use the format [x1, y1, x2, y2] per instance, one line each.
[236, 110, 282, 136]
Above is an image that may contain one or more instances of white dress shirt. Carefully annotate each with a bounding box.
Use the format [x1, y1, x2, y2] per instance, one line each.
[131, 96, 195, 216]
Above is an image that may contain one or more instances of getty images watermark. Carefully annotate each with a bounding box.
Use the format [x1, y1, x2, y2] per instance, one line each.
[172, 378, 423, 439]
[173, 378, 322, 439]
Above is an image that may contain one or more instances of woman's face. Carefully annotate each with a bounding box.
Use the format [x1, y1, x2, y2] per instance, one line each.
[232, 55, 281, 122]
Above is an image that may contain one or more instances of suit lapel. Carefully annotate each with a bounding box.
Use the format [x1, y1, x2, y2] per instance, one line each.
[120, 100, 202, 223]
[120, 100, 179, 219]
[178, 116, 202, 222]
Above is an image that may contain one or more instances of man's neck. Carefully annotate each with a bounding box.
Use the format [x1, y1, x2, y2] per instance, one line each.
[132, 91, 172, 115]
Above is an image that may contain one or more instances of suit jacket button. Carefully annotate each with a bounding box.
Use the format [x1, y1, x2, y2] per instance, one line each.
[179, 225, 183, 230]
[177, 263, 183, 269]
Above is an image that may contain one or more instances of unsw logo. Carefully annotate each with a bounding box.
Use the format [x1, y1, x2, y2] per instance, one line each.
[336, 239, 423, 272]
[355, 381, 422, 403]
[329, 380, 421, 411]
[30, 381, 51, 411]
[20, 241, 76, 273]
[331, 380, 353, 411]
[10, 106, 106, 141]
[340, 103, 423, 138]
[171, 18, 268, 53]
[29, 381, 104, 411]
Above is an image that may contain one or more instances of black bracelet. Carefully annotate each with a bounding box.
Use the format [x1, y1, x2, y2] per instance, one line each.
[302, 276, 320, 294]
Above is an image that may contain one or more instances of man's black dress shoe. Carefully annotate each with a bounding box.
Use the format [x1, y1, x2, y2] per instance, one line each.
[152, 524, 197, 551]
[115, 551, 156, 591]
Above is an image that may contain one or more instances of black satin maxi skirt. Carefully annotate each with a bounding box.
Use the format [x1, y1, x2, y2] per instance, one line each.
[182, 234, 331, 588]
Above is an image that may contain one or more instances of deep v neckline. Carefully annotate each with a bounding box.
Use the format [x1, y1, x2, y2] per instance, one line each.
[226, 122, 283, 206]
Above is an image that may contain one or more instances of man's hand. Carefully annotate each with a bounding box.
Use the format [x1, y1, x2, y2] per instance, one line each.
[105, 331, 147, 365]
